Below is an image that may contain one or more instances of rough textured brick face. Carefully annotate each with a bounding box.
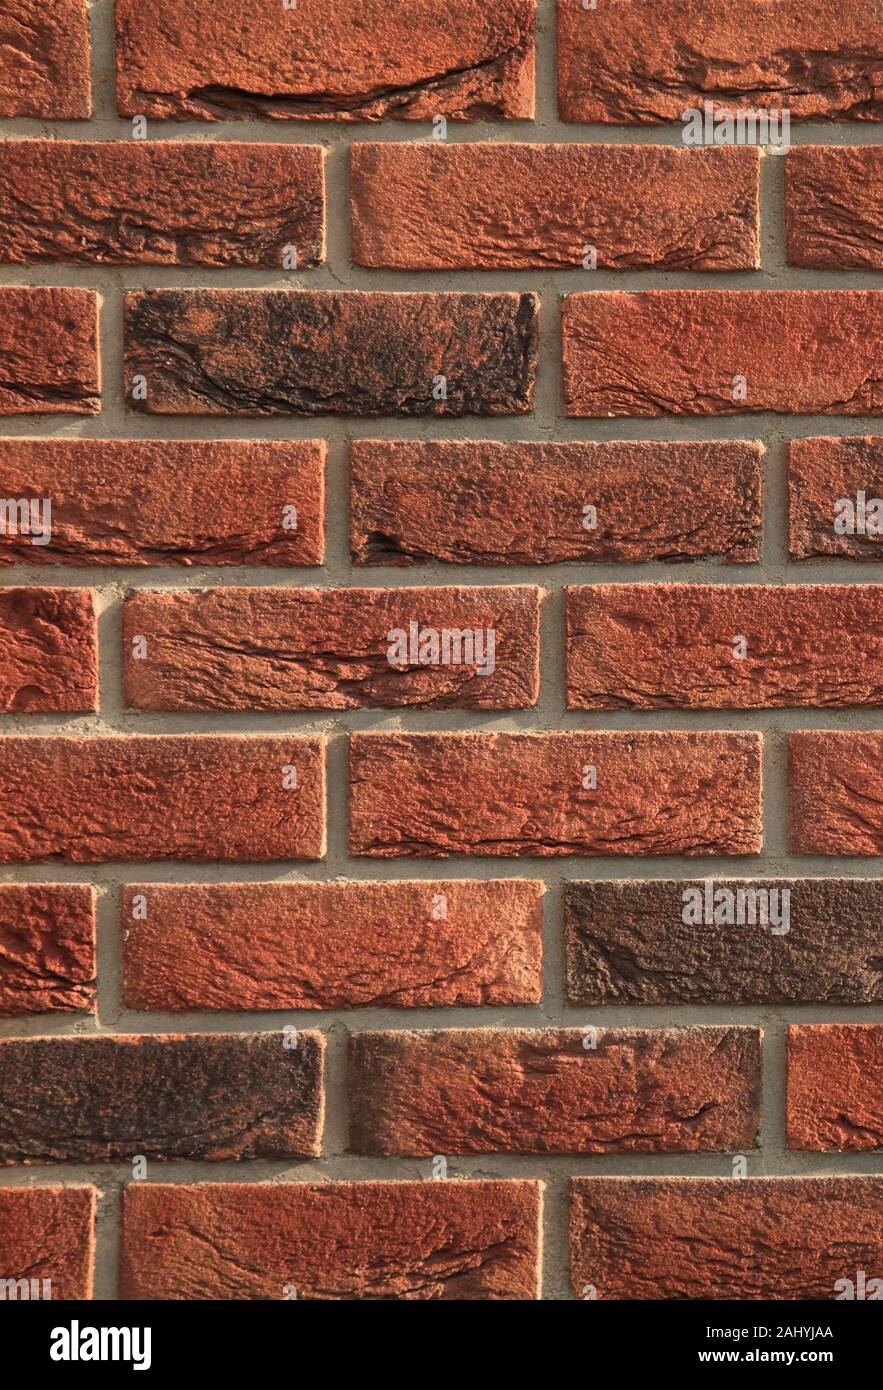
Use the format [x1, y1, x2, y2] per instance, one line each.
[789, 437, 883, 560]
[790, 731, 883, 856]
[349, 1027, 761, 1155]
[123, 587, 540, 711]
[567, 584, 883, 710]
[116, 0, 535, 122]
[0, 885, 96, 1017]
[566, 879, 883, 1006]
[0, 143, 325, 269]
[0, 289, 99, 416]
[122, 881, 543, 1011]
[562, 291, 883, 417]
[0, 737, 325, 863]
[349, 732, 763, 857]
[351, 144, 759, 271]
[788, 1025, 883, 1151]
[0, 1034, 324, 1164]
[351, 440, 763, 565]
[125, 290, 538, 417]
[0, 588, 98, 713]
[0, 1, 92, 118]
[121, 1181, 541, 1300]
[0, 439, 325, 567]
[0, 1188, 95, 1300]
[557, 0, 883, 124]
[786, 147, 883, 269]
[570, 1178, 883, 1300]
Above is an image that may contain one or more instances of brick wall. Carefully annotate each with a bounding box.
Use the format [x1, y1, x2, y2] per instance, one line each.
[0, 0, 882, 1302]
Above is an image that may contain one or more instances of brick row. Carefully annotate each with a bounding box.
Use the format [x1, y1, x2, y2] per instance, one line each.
[10, 294, 883, 419]
[6, 1176, 881, 1300]
[14, 879, 883, 1017]
[16, 584, 883, 715]
[0, 1025, 875, 1162]
[6, 733, 883, 859]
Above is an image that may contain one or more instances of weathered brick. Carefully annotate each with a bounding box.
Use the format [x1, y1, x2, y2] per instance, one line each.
[570, 1177, 883, 1300]
[351, 144, 759, 270]
[0, 885, 95, 1017]
[566, 879, 883, 1005]
[0, 289, 99, 416]
[0, 1, 91, 118]
[567, 583, 883, 709]
[562, 291, 883, 417]
[351, 439, 763, 565]
[0, 142, 325, 268]
[790, 732, 883, 856]
[786, 147, 883, 269]
[0, 438, 325, 567]
[0, 1034, 324, 1164]
[121, 1181, 541, 1300]
[349, 732, 762, 857]
[557, 0, 883, 123]
[116, 0, 535, 122]
[349, 1027, 761, 1155]
[790, 437, 883, 560]
[0, 588, 97, 713]
[0, 737, 325, 863]
[125, 290, 538, 417]
[123, 587, 540, 711]
[122, 880, 543, 1011]
[788, 1025, 883, 1151]
[0, 1188, 96, 1300]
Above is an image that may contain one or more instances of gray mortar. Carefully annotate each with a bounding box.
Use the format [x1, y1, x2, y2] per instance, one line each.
[1, 0, 883, 1301]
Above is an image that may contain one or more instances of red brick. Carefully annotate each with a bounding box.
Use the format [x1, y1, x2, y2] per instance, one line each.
[786, 148, 883, 270]
[0, 885, 95, 1017]
[352, 144, 759, 271]
[124, 290, 538, 417]
[351, 439, 763, 565]
[350, 1027, 761, 1155]
[116, 0, 535, 122]
[557, 0, 883, 123]
[0, 1033, 324, 1163]
[122, 880, 543, 1011]
[0, 1188, 95, 1299]
[123, 586, 540, 711]
[563, 291, 883, 417]
[0, 143, 324, 268]
[788, 1025, 883, 1151]
[0, 737, 325, 863]
[790, 437, 883, 560]
[0, 289, 99, 416]
[121, 1181, 541, 1300]
[0, 1, 91, 118]
[0, 588, 97, 713]
[566, 879, 883, 1006]
[0, 438, 325, 567]
[570, 1177, 883, 1300]
[790, 732, 883, 856]
[349, 732, 762, 858]
[568, 583, 883, 710]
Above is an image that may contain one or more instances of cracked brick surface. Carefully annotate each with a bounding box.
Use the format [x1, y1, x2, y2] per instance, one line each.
[0, 885, 96, 1017]
[570, 1178, 883, 1299]
[115, 0, 536, 122]
[557, 0, 883, 123]
[0, 143, 325, 267]
[0, 1034, 324, 1163]
[349, 1027, 762, 1155]
[121, 1181, 541, 1300]
[122, 880, 543, 1011]
[563, 291, 883, 417]
[124, 290, 538, 417]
